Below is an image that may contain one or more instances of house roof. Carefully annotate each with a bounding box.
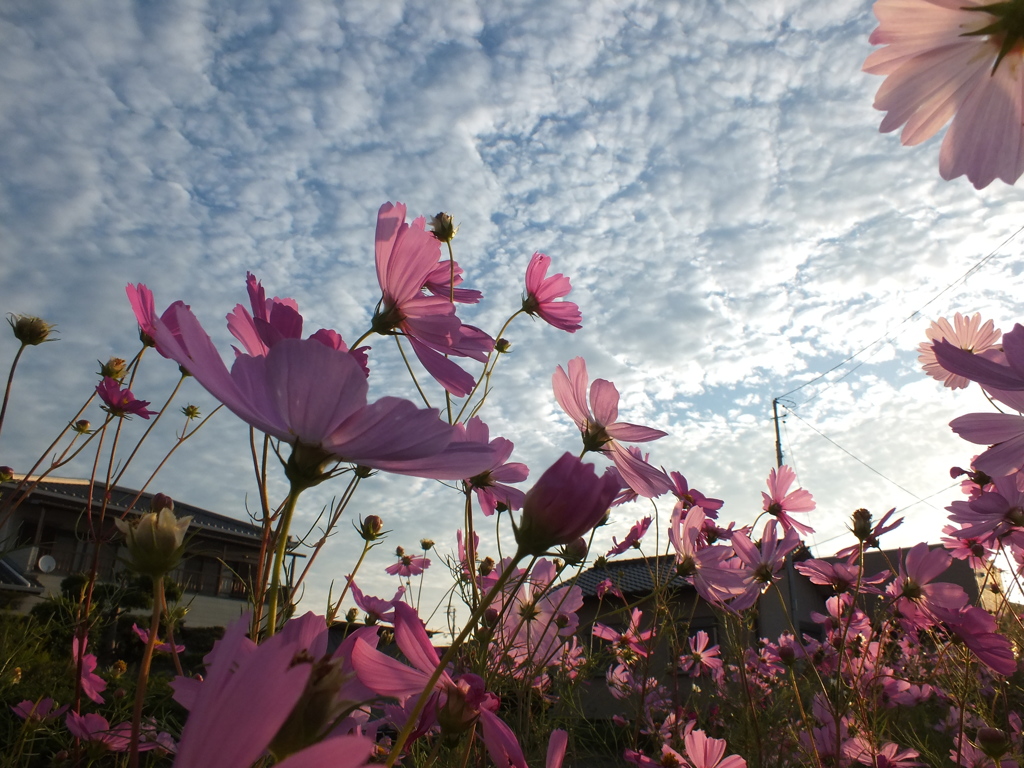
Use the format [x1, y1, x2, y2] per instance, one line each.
[574, 554, 691, 598]
[3, 477, 262, 542]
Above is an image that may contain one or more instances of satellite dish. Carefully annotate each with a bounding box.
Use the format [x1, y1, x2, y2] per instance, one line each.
[37, 555, 56, 574]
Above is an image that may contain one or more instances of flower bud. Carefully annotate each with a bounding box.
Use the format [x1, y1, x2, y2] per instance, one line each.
[181, 404, 201, 420]
[8, 315, 56, 346]
[0, 466, 13, 483]
[514, 454, 620, 557]
[115, 505, 191, 578]
[561, 537, 589, 565]
[495, 338, 512, 353]
[429, 212, 458, 243]
[479, 557, 495, 577]
[358, 515, 385, 542]
[111, 660, 128, 678]
[977, 727, 1010, 758]
[151, 494, 174, 514]
[778, 645, 797, 666]
[345, 607, 359, 623]
[420, 538, 435, 551]
[98, 357, 127, 380]
[71, 419, 92, 435]
[851, 508, 873, 542]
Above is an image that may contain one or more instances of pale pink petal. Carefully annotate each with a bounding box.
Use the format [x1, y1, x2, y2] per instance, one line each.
[608, 441, 672, 498]
[274, 736, 373, 768]
[552, 359, 592, 429]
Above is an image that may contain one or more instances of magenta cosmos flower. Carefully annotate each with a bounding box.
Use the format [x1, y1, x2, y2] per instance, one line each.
[918, 313, 1001, 389]
[371, 202, 492, 396]
[513, 452, 621, 556]
[761, 465, 815, 536]
[552, 357, 671, 498]
[96, 377, 156, 420]
[522, 252, 582, 332]
[226, 273, 367, 370]
[145, 301, 493, 482]
[864, 0, 1024, 188]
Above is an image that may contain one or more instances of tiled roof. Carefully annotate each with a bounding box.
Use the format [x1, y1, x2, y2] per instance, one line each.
[574, 555, 691, 598]
[3, 478, 261, 542]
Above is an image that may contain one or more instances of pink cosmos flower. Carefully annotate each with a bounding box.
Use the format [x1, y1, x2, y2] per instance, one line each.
[385, 547, 430, 577]
[225, 273, 368, 371]
[793, 559, 887, 595]
[606, 516, 652, 556]
[133, 623, 186, 654]
[66, 712, 130, 752]
[596, 578, 625, 601]
[670, 505, 748, 604]
[350, 581, 405, 623]
[934, 604, 1018, 675]
[729, 520, 801, 611]
[456, 417, 528, 515]
[919, 313, 1002, 389]
[947, 472, 1024, 544]
[496, 559, 583, 673]
[371, 202, 492, 396]
[171, 611, 374, 768]
[670, 471, 724, 517]
[351, 602, 528, 768]
[683, 729, 747, 768]
[761, 465, 815, 536]
[126, 283, 188, 356]
[12, 698, 67, 722]
[864, 0, 1024, 188]
[522, 252, 582, 332]
[553, 357, 671, 498]
[72, 636, 107, 704]
[144, 301, 493, 481]
[679, 630, 723, 679]
[844, 738, 922, 768]
[513, 452, 621, 556]
[887, 543, 968, 627]
[96, 377, 157, 420]
[593, 608, 654, 659]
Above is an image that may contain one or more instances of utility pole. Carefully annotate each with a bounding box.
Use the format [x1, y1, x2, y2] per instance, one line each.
[772, 398, 784, 468]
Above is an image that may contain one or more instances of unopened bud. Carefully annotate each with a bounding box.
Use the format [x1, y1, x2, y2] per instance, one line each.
[151, 494, 174, 514]
[420, 538, 435, 551]
[8, 315, 56, 346]
[429, 212, 458, 243]
[394, 545, 405, 557]
[778, 645, 797, 666]
[98, 357, 127, 380]
[495, 338, 511, 353]
[977, 727, 1010, 759]
[479, 557, 495, 577]
[181, 404, 201, 420]
[111, 660, 128, 678]
[851, 508, 873, 542]
[483, 608, 499, 627]
[115, 506, 191, 578]
[561, 537, 589, 565]
[72, 419, 92, 435]
[359, 515, 385, 542]
[345, 607, 359, 623]
[0, 466, 13, 483]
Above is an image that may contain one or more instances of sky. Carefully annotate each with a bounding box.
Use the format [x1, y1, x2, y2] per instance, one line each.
[1, 0, 1023, 628]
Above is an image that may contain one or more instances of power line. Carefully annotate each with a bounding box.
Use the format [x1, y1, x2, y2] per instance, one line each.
[779, 223, 1024, 404]
[781, 404, 943, 512]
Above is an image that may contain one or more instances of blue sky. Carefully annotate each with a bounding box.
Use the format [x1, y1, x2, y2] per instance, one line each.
[2, 0, 1022, 623]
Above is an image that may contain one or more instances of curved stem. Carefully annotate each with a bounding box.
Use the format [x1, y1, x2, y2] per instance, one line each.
[453, 311, 522, 424]
[130, 576, 163, 768]
[266, 487, 303, 638]
[384, 549, 528, 767]
[0, 344, 26, 441]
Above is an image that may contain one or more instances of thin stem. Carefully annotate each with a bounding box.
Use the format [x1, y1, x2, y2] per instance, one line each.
[384, 549, 528, 767]
[266, 487, 303, 638]
[394, 335, 431, 408]
[0, 344, 26, 441]
[453, 311, 522, 424]
[130, 576, 163, 768]
[112, 374, 187, 488]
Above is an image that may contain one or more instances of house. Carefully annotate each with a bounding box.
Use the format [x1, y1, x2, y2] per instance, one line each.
[0, 476, 286, 628]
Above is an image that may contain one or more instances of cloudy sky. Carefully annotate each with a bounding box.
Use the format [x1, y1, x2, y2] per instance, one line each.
[2, 0, 1022, 625]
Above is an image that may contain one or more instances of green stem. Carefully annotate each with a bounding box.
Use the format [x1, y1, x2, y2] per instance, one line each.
[0, 344, 26, 441]
[266, 487, 303, 638]
[130, 576, 163, 768]
[384, 549, 528, 767]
